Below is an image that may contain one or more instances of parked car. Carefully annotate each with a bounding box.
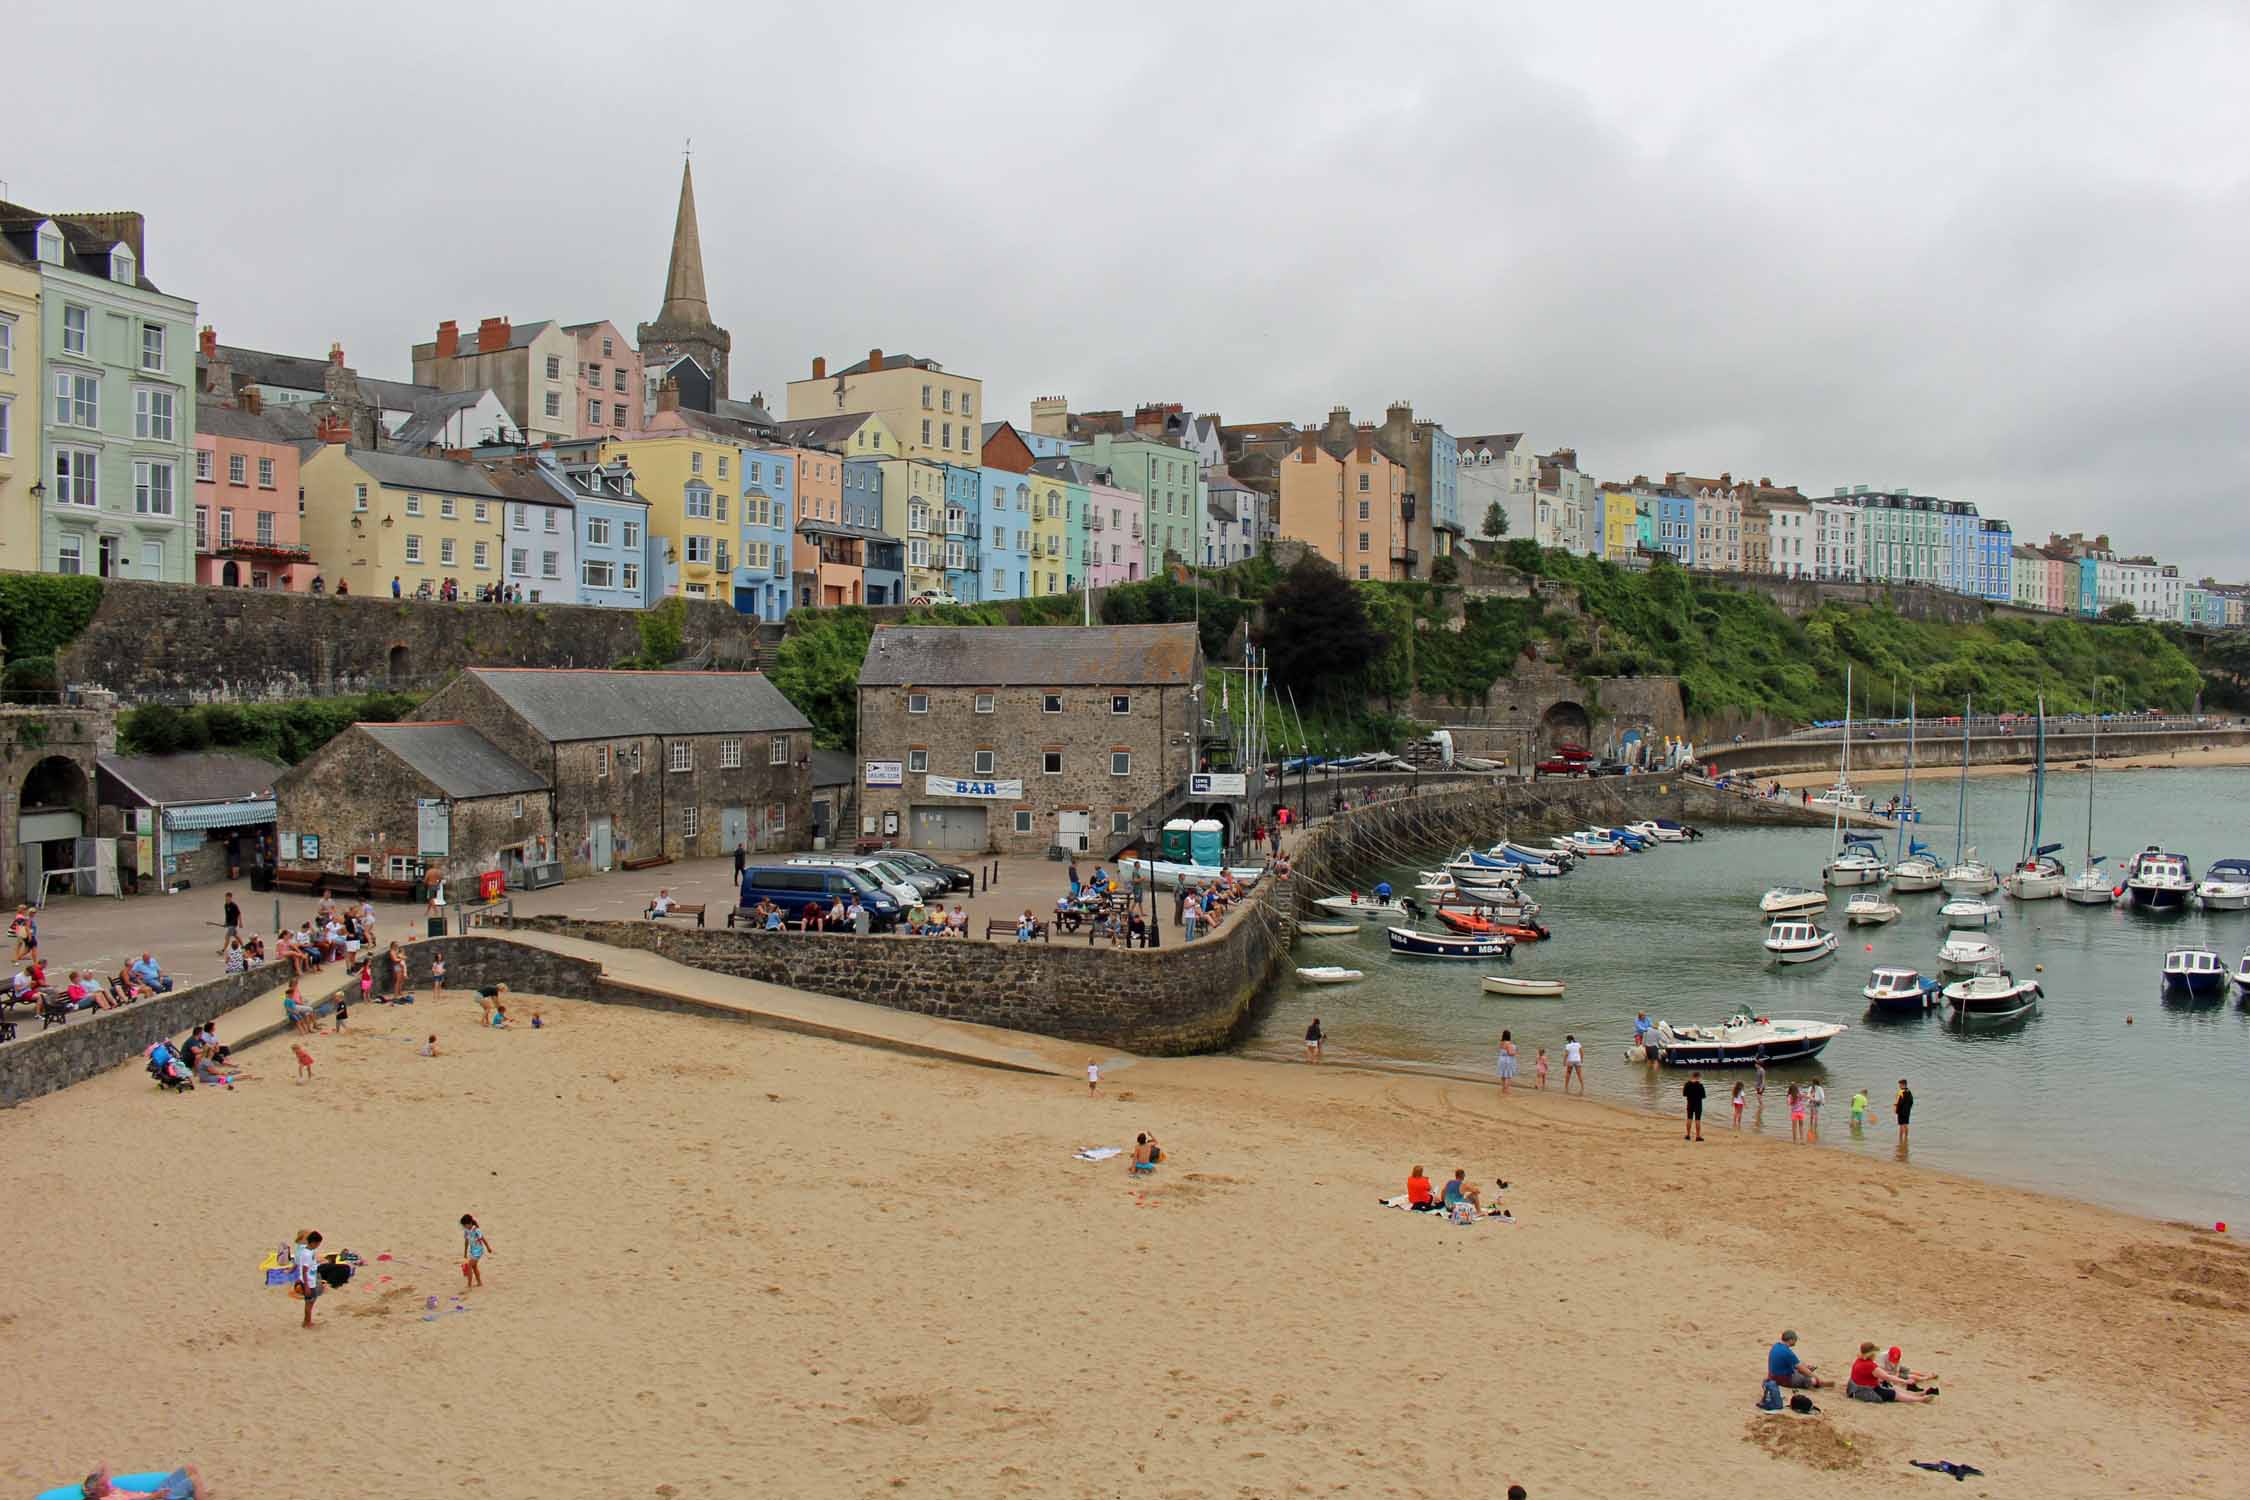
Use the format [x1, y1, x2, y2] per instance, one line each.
[1585, 759, 1631, 778]
[884, 850, 975, 892]
[739, 865, 899, 928]
[785, 855, 936, 904]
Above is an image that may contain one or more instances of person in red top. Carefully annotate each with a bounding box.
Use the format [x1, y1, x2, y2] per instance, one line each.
[1849, 1341, 1937, 1402]
[1405, 1165, 1436, 1209]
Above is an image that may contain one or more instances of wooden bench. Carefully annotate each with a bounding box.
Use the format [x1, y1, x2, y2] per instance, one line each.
[985, 917, 1050, 942]
[270, 869, 326, 897]
[361, 876, 422, 902]
[724, 906, 766, 930]
[621, 854, 672, 872]
[853, 836, 893, 855]
[646, 902, 707, 927]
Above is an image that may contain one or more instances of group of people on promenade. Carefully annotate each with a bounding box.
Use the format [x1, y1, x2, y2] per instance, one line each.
[5, 904, 182, 1031]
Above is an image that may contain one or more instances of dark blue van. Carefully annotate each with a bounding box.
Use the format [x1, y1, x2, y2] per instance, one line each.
[739, 864, 899, 929]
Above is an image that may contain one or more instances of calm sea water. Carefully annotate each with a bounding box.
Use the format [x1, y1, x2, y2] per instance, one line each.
[1246, 764, 2250, 1226]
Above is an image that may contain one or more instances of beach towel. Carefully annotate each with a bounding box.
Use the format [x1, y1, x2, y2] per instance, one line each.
[1909, 1461, 1985, 1481]
[1380, 1195, 1513, 1222]
[1073, 1147, 1123, 1162]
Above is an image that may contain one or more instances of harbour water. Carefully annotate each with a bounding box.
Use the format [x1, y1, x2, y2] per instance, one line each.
[1246, 763, 2250, 1226]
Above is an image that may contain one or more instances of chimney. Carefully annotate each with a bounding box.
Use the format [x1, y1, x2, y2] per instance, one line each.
[476, 316, 511, 354]
[1355, 424, 1374, 463]
[1297, 429, 1319, 462]
[812, 355, 826, 379]
[867, 348, 884, 372]
[329, 341, 346, 368]
[317, 413, 350, 445]
[656, 378, 681, 415]
[435, 320, 460, 359]
[241, 386, 262, 415]
[199, 325, 217, 359]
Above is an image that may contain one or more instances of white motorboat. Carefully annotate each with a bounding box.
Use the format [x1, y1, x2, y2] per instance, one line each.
[1823, 841, 1890, 888]
[1122, 857, 1264, 890]
[1638, 1014, 1846, 1067]
[1561, 832, 1627, 856]
[1944, 963, 2041, 1025]
[1940, 896, 2003, 929]
[1863, 966, 1942, 1012]
[1810, 783, 1872, 813]
[2195, 859, 2250, 911]
[2124, 848, 2195, 911]
[2234, 949, 2250, 993]
[1482, 975, 1566, 997]
[1505, 841, 1574, 870]
[1844, 894, 1901, 925]
[1625, 820, 1689, 844]
[1297, 922, 1362, 937]
[1312, 894, 1416, 920]
[1938, 932, 1999, 974]
[1295, 966, 1364, 985]
[1759, 885, 1829, 918]
[2161, 948, 2227, 998]
[1763, 920, 1839, 964]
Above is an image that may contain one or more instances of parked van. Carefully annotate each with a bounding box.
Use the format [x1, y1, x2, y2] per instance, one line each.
[739, 865, 899, 928]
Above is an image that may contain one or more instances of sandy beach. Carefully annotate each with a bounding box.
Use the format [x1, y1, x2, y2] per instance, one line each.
[1769, 742, 2250, 789]
[4, 985, 2245, 1498]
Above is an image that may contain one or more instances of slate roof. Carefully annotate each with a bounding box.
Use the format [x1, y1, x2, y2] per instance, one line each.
[1455, 433, 1523, 455]
[472, 459, 574, 508]
[391, 389, 497, 451]
[714, 394, 779, 430]
[203, 343, 444, 414]
[194, 402, 317, 444]
[344, 448, 506, 498]
[97, 752, 279, 807]
[771, 413, 878, 451]
[460, 668, 812, 742]
[0, 201, 164, 290]
[357, 723, 545, 800]
[857, 624, 1201, 689]
[831, 352, 941, 376]
[810, 748, 855, 788]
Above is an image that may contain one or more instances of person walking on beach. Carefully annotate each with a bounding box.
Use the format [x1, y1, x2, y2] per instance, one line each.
[1753, 1056, 1768, 1113]
[1682, 1071, 1706, 1140]
[1786, 1083, 1806, 1143]
[1086, 1059, 1101, 1095]
[1495, 1030, 1518, 1094]
[295, 1230, 325, 1329]
[1562, 1035, 1584, 1093]
[1304, 1017, 1323, 1063]
[460, 1213, 492, 1290]
[1535, 1047, 1549, 1089]
[1731, 1081, 1746, 1128]
[1895, 1079, 1914, 1145]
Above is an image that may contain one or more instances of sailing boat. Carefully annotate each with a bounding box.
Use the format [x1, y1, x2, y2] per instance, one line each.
[1939, 694, 1998, 896]
[2002, 697, 2064, 900]
[1891, 694, 1943, 892]
[2064, 691, 2117, 906]
[1821, 666, 1889, 887]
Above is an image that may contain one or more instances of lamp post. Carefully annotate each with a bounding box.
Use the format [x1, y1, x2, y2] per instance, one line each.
[1140, 820, 1161, 948]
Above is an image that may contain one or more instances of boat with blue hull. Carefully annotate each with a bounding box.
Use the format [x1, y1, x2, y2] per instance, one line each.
[1387, 926, 1514, 960]
[2162, 947, 2227, 998]
[1637, 1014, 1845, 1067]
[1863, 967, 1943, 1014]
[2124, 849, 2195, 911]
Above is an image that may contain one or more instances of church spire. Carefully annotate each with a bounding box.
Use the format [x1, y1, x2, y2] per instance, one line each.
[657, 157, 710, 325]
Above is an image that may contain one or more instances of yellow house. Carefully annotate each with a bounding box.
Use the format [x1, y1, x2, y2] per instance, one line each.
[783, 349, 981, 465]
[299, 445, 505, 597]
[1028, 468, 1069, 597]
[1599, 490, 1641, 562]
[601, 419, 742, 602]
[0, 253, 38, 570]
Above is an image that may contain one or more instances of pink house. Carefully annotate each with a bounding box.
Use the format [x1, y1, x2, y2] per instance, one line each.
[1083, 474, 1142, 589]
[567, 320, 645, 438]
[193, 393, 319, 591]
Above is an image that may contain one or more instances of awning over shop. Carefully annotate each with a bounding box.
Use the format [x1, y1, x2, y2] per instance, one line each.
[161, 798, 276, 833]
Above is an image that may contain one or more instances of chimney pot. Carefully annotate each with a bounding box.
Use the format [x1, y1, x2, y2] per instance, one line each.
[318, 413, 349, 445]
[868, 348, 884, 372]
[199, 325, 217, 359]
[812, 355, 827, 379]
[656, 378, 681, 415]
[476, 316, 511, 354]
[329, 341, 345, 368]
[435, 320, 460, 359]
[241, 386, 262, 415]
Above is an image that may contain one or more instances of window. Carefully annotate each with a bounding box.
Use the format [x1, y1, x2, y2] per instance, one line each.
[621, 562, 640, 591]
[770, 735, 791, 765]
[582, 558, 615, 589]
[0, 312, 12, 371]
[222, 452, 246, 486]
[685, 535, 712, 564]
[974, 749, 994, 776]
[684, 485, 713, 518]
[1042, 751, 1062, 775]
[1357, 473, 1370, 493]
[1111, 812, 1130, 836]
[630, 743, 643, 773]
[1111, 751, 1131, 776]
[62, 304, 88, 354]
[511, 503, 528, 530]
[544, 391, 560, 418]
[907, 748, 929, 772]
[715, 494, 728, 523]
[906, 693, 929, 714]
[961, 393, 973, 417]
[717, 455, 729, 480]
[613, 370, 626, 393]
[1358, 499, 1370, 521]
[941, 389, 953, 413]
[440, 538, 456, 565]
[512, 797, 525, 821]
[1013, 810, 1033, 834]
[510, 546, 530, 575]
[354, 483, 368, 512]
[194, 506, 209, 548]
[690, 452, 703, 476]
[921, 384, 933, 409]
[134, 386, 175, 439]
[1042, 693, 1062, 713]
[587, 516, 611, 546]
[587, 398, 603, 424]
[439, 494, 456, 519]
[709, 736, 740, 770]
[543, 508, 557, 532]
[921, 418, 931, 444]
[404, 534, 423, 562]
[54, 371, 98, 427]
[1358, 564, 1370, 579]
[545, 355, 561, 380]
[941, 422, 951, 449]
[57, 535, 83, 574]
[974, 693, 994, 714]
[541, 551, 559, 579]
[669, 740, 693, 773]
[682, 804, 699, 840]
[612, 403, 627, 425]
[1358, 532, 1370, 551]
[256, 510, 275, 545]
[474, 541, 490, 570]
[1111, 694, 1131, 715]
[602, 337, 614, 357]
[405, 493, 423, 516]
[133, 460, 176, 515]
[195, 447, 212, 482]
[257, 457, 275, 489]
[141, 323, 166, 371]
[596, 744, 610, 779]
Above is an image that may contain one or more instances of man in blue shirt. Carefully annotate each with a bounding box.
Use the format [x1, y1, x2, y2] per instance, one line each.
[1634, 1012, 1655, 1046]
[130, 952, 175, 993]
[1769, 1329, 1823, 1389]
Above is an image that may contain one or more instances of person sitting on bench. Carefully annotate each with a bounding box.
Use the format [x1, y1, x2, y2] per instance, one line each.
[646, 888, 676, 918]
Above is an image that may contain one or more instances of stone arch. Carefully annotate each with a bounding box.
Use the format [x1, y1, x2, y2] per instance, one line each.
[21, 754, 89, 819]
[1540, 700, 1591, 752]
[387, 643, 411, 686]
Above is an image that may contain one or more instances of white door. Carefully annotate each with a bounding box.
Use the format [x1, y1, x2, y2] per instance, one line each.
[1056, 810, 1090, 853]
[721, 805, 749, 856]
[590, 816, 613, 872]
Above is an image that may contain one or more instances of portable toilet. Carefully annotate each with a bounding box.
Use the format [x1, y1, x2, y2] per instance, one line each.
[1190, 818, 1225, 866]
[1162, 818, 1195, 861]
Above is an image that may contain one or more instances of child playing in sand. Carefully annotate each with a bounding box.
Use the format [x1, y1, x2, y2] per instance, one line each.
[357, 958, 375, 1010]
[420, 1034, 439, 1057]
[1535, 1047, 1549, 1089]
[490, 1004, 510, 1028]
[1086, 1059, 1100, 1094]
[460, 1213, 492, 1289]
[293, 1043, 314, 1081]
[529, 1008, 544, 1029]
[333, 990, 350, 1033]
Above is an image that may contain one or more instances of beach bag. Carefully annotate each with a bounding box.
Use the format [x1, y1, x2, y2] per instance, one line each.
[1758, 1379, 1785, 1411]
[1789, 1393, 1819, 1414]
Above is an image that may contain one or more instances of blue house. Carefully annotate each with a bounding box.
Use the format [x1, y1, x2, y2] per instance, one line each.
[1975, 519, 2013, 602]
[977, 466, 1029, 601]
[848, 459, 904, 605]
[1658, 488, 1695, 566]
[940, 463, 983, 603]
[736, 447, 795, 620]
[562, 459, 659, 608]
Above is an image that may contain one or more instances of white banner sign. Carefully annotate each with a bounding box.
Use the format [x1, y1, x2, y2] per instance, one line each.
[864, 760, 904, 787]
[925, 775, 1023, 800]
[1191, 772, 1248, 796]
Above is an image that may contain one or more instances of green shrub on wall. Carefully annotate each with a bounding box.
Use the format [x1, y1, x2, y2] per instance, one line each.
[118, 691, 423, 763]
[0, 576, 102, 664]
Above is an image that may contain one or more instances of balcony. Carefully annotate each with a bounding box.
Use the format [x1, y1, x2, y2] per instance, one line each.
[1391, 546, 1419, 568]
[1088, 511, 1104, 531]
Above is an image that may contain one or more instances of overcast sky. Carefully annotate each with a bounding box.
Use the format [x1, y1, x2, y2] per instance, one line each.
[12, 3, 2248, 575]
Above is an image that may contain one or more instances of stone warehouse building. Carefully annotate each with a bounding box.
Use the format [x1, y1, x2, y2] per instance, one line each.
[274, 721, 553, 886]
[408, 667, 811, 874]
[855, 624, 1204, 856]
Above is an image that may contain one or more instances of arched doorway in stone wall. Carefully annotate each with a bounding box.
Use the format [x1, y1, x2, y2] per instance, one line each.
[1541, 700, 1591, 753]
[388, 643, 411, 686]
[18, 754, 91, 898]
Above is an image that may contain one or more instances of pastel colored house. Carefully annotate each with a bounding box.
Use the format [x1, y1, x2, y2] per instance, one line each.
[977, 466, 1028, 601]
[1, 202, 197, 580]
[1024, 459, 1076, 597]
[561, 455, 660, 608]
[1811, 499, 1859, 580]
[1068, 430, 1197, 578]
[0, 248, 37, 571]
[845, 458, 903, 605]
[940, 463, 983, 603]
[193, 398, 317, 589]
[1277, 424, 1408, 581]
[736, 445, 794, 620]
[1975, 519, 2013, 602]
[1202, 471, 1260, 570]
[299, 445, 504, 599]
[605, 392, 766, 601]
[478, 458, 581, 602]
[770, 417, 866, 609]
[766, 439, 844, 611]
[566, 320, 643, 439]
[1598, 488, 1640, 563]
[784, 349, 982, 465]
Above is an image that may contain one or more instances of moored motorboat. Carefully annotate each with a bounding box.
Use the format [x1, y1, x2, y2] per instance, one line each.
[2161, 947, 2227, 997]
[1823, 833, 1890, 888]
[2234, 948, 2250, 994]
[1122, 857, 1264, 890]
[1944, 963, 2041, 1026]
[1387, 926, 1514, 960]
[2124, 848, 2194, 911]
[1626, 820, 1690, 843]
[1940, 896, 2003, 929]
[1637, 1014, 1846, 1067]
[1648, 818, 1704, 841]
[1938, 932, 1999, 974]
[1435, 906, 1550, 942]
[1297, 922, 1362, 936]
[1508, 841, 1575, 869]
[1844, 894, 1901, 925]
[1762, 920, 1839, 964]
[1759, 885, 1829, 919]
[1295, 966, 1363, 985]
[1863, 966, 1942, 1013]
[1482, 975, 1566, 997]
[1313, 894, 1418, 920]
[2195, 858, 2250, 911]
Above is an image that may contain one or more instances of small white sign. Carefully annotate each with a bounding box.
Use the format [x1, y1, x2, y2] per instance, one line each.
[1191, 772, 1248, 797]
[864, 760, 904, 787]
[925, 775, 1024, 800]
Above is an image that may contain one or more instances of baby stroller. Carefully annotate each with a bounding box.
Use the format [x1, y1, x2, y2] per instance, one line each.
[145, 1041, 194, 1092]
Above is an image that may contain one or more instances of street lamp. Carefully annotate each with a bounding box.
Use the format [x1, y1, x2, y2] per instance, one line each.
[1140, 819, 1161, 948]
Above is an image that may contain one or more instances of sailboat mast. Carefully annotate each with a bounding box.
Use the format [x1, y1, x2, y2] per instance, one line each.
[1897, 693, 1916, 864]
[2086, 686, 2099, 864]
[2032, 695, 2046, 857]
[1955, 693, 1972, 866]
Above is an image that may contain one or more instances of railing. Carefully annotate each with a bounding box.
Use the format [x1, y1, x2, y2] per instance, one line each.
[1391, 546, 1419, 567]
[1088, 511, 1105, 531]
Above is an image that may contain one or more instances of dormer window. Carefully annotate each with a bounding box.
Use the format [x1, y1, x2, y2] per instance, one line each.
[36, 226, 62, 265]
[111, 247, 136, 284]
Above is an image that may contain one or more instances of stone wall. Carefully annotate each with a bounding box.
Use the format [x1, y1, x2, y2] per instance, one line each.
[1697, 726, 2250, 778]
[0, 962, 296, 1107]
[54, 577, 771, 705]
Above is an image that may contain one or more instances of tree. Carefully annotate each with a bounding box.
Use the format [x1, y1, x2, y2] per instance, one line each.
[770, 607, 875, 750]
[1482, 502, 1508, 540]
[2102, 601, 2137, 623]
[1255, 558, 1388, 705]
